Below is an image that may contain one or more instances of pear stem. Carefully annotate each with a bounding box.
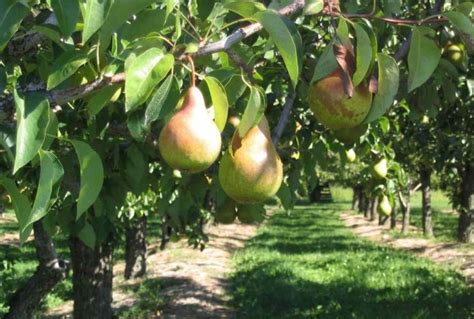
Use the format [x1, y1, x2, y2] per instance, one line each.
[187, 55, 196, 87]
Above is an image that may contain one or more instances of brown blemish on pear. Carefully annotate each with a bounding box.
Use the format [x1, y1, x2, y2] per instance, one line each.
[218, 116, 283, 204]
[158, 86, 222, 173]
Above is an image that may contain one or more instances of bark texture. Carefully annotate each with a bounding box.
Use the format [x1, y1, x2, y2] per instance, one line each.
[458, 163, 474, 243]
[369, 197, 378, 222]
[124, 216, 147, 279]
[420, 169, 433, 237]
[6, 222, 68, 319]
[70, 235, 114, 319]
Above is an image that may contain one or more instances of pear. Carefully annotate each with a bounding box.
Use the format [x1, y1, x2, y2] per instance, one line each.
[332, 124, 368, 145]
[345, 148, 356, 163]
[372, 158, 388, 179]
[308, 69, 372, 130]
[219, 116, 283, 204]
[378, 195, 392, 216]
[237, 204, 265, 224]
[159, 86, 222, 173]
[215, 200, 237, 224]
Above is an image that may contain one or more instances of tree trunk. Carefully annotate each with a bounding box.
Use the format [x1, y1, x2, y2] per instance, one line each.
[364, 194, 371, 218]
[6, 222, 69, 319]
[358, 190, 365, 214]
[458, 162, 474, 243]
[352, 186, 361, 210]
[70, 235, 114, 319]
[399, 191, 411, 235]
[420, 168, 434, 237]
[369, 197, 378, 222]
[390, 197, 397, 229]
[124, 215, 147, 280]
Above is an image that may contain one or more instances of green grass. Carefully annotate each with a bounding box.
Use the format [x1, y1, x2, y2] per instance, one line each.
[230, 198, 474, 318]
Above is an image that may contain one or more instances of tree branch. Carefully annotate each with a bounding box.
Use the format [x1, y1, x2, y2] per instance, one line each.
[225, 48, 254, 81]
[272, 92, 296, 145]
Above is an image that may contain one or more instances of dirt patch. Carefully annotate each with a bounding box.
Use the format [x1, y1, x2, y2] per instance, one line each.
[45, 220, 258, 318]
[341, 212, 474, 285]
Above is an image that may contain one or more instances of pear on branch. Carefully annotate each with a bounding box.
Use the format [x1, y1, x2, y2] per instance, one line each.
[219, 116, 283, 204]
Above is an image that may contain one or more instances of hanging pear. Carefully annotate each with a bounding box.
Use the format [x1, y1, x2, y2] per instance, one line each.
[158, 85, 222, 173]
[378, 195, 392, 216]
[219, 116, 283, 204]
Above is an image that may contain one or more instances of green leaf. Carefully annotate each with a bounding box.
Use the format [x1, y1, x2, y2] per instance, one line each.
[26, 151, 64, 228]
[47, 49, 89, 90]
[225, 1, 265, 18]
[363, 53, 399, 124]
[277, 182, 293, 210]
[71, 140, 104, 220]
[99, 0, 158, 40]
[13, 92, 50, 173]
[455, 2, 473, 17]
[144, 74, 173, 127]
[86, 85, 121, 116]
[204, 76, 229, 132]
[254, 10, 302, 88]
[82, 0, 110, 43]
[120, 9, 170, 47]
[197, 0, 215, 19]
[238, 86, 266, 138]
[303, 0, 324, 15]
[382, 0, 401, 16]
[0, 177, 32, 243]
[352, 23, 373, 86]
[78, 221, 96, 249]
[127, 110, 148, 142]
[0, 0, 30, 53]
[43, 110, 59, 150]
[51, 0, 80, 37]
[408, 27, 441, 92]
[443, 11, 474, 36]
[336, 18, 351, 47]
[125, 49, 174, 112]
[125, 144, 148, 195]
[311, 43, 338, 83]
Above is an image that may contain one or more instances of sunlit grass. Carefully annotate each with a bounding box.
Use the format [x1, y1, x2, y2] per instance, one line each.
[230, 200, 474, 318]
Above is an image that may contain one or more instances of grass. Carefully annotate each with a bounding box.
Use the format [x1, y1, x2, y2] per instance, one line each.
[230, 190, 474, 318]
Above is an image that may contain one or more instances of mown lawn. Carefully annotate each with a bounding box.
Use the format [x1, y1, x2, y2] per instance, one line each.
[230, 190, 474, 318]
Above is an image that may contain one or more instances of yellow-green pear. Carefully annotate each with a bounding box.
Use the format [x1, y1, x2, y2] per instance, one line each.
[159, 86, 222, 173]
[308, 69, 372, 130]
[219, 116, 283, 204]
[345, 148, 356, 162]
[372, 158, 388, 179]
[378, 195, 392, 216]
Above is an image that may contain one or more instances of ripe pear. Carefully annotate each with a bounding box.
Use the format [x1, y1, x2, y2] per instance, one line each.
[372, 158, 388, 179]
[308, 69, 372, 130]
[378, 195, 392, 216]
[237, 204, 265, 224]
[219, 116, 283, 204]
[215, 200, 237, 224]
[332, 124, 368, 145]
[345, 148, 356, 162]
[159, 86, 222, 173]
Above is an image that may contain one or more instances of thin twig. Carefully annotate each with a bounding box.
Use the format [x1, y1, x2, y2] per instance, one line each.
[225, 48, 254, 81]
[272, 92, 296, 145]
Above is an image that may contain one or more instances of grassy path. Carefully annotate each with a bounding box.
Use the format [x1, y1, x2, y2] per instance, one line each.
[230, 202, 474, 318]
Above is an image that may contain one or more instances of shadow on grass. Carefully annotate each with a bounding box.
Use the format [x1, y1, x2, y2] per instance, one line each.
[230, 204, 474, 319]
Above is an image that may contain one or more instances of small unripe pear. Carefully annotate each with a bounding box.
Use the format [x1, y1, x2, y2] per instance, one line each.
[219, 117, 283, 204]
[215, 200, 237, 224]
[308, 69, 372, 130]
[372, 158, 388, 179]
[345, 148, 356, 162]
[228, 116, 240, 128]
[159, 86, 222, 173]
[378, 195, 392, 216]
